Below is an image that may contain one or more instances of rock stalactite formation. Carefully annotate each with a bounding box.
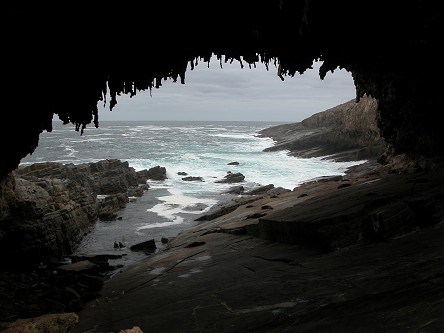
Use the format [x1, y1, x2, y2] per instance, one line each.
[2, 2, 443, 181]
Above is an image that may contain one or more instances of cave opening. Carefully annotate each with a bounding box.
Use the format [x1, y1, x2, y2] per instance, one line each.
[87, 57, 356, 124]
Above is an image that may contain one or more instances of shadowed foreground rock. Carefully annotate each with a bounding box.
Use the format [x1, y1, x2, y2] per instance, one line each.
[71, 158, 444, 333]
[0, 313, 79, 333]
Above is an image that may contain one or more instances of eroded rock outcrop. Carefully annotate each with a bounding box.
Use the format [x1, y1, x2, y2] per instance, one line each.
[0, 159, 162, 265]
[136, 165, 167, 181]
[215, 171, 246, 183]
[0, 171, 97, 265]
[259, 95, 384, 162]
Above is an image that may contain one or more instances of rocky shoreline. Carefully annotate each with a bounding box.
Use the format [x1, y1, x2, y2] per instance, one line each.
[0, 159, 168, 265]
[0, 157, 279, 329]
[66, 156, 444, 333]
[0, 159, 169, 325]
[257, 95, 384, 162]
[2, 155, 443, 332]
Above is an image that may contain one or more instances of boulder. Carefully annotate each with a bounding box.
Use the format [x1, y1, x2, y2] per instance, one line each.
[136, 165, 167, 181]
[224, 185, 244, 194]
[57, 260, 98, 274]
[182, 176, 204, 182]
[215, 172, 245, 183]
[243, 184, 275, 195]
[130, 239, 157, 253]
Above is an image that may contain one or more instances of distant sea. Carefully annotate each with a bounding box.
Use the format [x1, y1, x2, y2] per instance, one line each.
[20, 121, 365, 268]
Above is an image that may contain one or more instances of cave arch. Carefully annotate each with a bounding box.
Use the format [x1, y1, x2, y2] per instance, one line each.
[2, 1, 443, 181]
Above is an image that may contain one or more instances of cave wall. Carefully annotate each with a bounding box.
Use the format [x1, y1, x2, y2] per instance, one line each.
[2, 1, 443, 181]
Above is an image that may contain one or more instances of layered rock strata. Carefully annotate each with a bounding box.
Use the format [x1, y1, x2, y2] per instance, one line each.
[258, 95, 384, 162]
[0, 159, 163, 265]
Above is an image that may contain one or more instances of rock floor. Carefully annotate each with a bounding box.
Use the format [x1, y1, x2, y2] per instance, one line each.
[70, 160, 444, 333]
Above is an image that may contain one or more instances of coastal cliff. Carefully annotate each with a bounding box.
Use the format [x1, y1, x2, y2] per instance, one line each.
[258, 95, 384, 161]
[0, 159, 165, 266]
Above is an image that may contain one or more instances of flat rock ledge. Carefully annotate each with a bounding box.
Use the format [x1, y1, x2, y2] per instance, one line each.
[70, 158, 444, 333]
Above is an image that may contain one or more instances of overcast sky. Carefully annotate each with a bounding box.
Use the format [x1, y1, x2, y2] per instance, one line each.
[97, 58, 356, 123]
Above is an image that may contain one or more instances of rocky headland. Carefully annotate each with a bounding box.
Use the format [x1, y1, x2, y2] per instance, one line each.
[257, 94, 384, 162]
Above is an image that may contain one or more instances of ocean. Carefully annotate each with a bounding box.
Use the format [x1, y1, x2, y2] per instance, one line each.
[20, 121, 365, 268]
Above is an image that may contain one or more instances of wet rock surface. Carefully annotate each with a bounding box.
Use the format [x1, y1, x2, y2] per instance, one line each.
[215, 171, 246, 183]
[70, 158, 444, 333]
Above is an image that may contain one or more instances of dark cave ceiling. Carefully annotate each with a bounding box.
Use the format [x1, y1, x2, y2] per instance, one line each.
[1, 1, 443, 181]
